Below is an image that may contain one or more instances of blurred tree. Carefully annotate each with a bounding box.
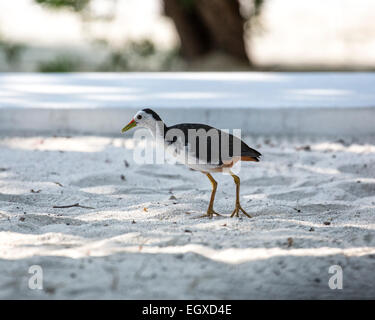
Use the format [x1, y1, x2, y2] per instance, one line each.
[34, 0, 90, 12]
[0, 33, 26, 70]
[0, 42, 25, 67]
[164, 0, 264, 64]
[38, 55, 80, 72]
[34, 0, 264, 65]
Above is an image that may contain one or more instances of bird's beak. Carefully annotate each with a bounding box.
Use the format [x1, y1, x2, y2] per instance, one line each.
[121, 119, 137, 133]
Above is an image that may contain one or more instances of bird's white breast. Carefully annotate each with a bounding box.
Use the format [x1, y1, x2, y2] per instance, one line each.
[162, 137, 221, 172]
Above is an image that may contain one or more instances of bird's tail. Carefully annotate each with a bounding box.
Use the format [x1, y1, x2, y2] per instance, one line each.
[241, 155, 260, 162]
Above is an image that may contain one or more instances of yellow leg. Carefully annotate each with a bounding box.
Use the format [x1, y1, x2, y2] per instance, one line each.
[200, 173, 222, 219]
[230, 171, 251, 218]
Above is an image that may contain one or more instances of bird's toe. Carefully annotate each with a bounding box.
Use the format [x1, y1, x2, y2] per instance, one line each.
[231, 204, 252, 218]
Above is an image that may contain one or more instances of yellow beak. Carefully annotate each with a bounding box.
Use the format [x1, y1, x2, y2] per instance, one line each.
[121, 119, 137, 133]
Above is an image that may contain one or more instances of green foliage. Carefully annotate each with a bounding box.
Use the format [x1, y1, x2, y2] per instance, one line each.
[160, 47, 181, 70]
[34, 0, 89, 12]
[102, 50, 128, 72]
[0, 40, 25, 67]
[253, 0, 264, 17]
[97, 39, 181, 72]
[129, 40, 155, 57]
[38, 55, 80, 72]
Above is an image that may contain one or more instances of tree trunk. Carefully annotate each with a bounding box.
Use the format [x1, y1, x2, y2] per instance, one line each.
[164, 0, 212, 60]
[163, 0, 249, 63]
[195, 0, 248, 62]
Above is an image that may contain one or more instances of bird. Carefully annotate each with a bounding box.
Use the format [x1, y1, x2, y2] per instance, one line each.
[121, 108, 261, 218]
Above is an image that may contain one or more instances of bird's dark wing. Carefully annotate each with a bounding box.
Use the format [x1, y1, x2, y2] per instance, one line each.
[166, 123, 261, 164]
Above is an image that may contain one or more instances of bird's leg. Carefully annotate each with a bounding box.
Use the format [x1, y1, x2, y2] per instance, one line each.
[230, 171, 252, 218]
[200, 173, 222, 219]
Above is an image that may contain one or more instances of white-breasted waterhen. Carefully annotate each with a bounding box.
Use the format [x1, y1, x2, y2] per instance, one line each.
[121, 108, 261, 218]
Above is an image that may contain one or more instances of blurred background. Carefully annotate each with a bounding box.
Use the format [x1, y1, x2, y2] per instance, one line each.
[0, 0, 374, 72]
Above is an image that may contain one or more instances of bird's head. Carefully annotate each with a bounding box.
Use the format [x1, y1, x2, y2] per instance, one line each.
[121, 108, 162, 133]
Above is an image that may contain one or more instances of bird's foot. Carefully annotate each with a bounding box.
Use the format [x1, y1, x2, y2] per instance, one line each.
[230, 203, 252, 218]
[199, 208, 222, 219]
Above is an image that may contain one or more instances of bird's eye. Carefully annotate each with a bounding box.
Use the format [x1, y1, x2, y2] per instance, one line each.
[137, 115, 142, 120]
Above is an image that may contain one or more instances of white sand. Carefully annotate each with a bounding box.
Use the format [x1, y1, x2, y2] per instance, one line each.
[0, 134, 374, 299]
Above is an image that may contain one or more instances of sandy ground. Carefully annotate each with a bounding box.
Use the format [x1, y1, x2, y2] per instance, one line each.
[0, 134, 374, 299]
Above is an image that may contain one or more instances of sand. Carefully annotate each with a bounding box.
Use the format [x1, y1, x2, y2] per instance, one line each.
[0, 134, 374, 299]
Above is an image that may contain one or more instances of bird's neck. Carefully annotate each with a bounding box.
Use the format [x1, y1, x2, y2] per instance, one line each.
[149, 120, 167, 140]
